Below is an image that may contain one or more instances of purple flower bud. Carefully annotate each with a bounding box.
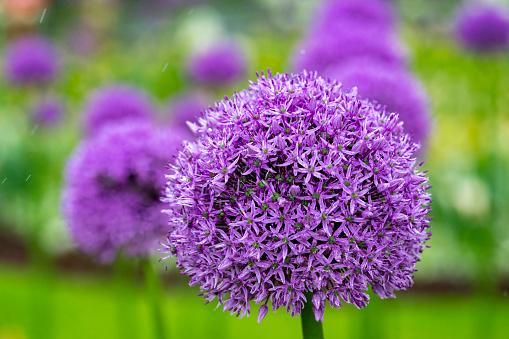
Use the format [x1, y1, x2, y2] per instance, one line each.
[161, 70, 432, 322]
[257, 304, 268, 323]
[372, 283, 395, 299]
[289, 185, 301, 195]
[312, 292, 322, 310]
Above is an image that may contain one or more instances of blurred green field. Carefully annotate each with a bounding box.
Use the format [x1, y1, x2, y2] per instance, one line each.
[1, 265, 508, 339]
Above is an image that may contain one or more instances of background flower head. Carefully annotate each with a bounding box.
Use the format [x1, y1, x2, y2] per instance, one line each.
[309, 0, 397, 36]
[187, 41, 247, 86]
[32, 97, 64, 127]
[162, 70, 432, 322]
[455, 2, 509, 53]
[324, 58, 431, 147]
[3, 35, 61, 86]
[64, 122, 186, 262]
[83, 84, 153, 137]
[292, 23, 406, 74]
[166, 91, 209, 132]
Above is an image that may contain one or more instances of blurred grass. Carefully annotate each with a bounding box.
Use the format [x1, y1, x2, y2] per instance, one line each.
[403, 25, 509, 283]
[0, 265, 508, 339]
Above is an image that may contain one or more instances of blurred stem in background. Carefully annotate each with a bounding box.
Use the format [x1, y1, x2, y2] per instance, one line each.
[28, 237, 55, 339]
[142, 258, 167, 339]
[114, 256, 139, 339]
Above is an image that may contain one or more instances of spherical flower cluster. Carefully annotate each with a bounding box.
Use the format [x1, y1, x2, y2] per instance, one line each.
[292, 23, 406, 74]
[167, 91, 209, 132]
[32, 97, 64, 127]
[3, 35, 60, 85]
[83, 84, 153, 137]
[64, 122, 187, 262]
[455, 3, 509, 52]
[188, 42, 246, 86]
[309, 0, 396, 36]
[161, 71, 432, 322]
[324, 58, 430, 146]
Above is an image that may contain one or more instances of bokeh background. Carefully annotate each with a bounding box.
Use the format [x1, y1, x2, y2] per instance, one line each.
[1, 0, 509, 338]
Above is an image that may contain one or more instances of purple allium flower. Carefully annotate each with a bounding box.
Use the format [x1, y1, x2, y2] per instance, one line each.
[32, 97, 64, 127]
[324, 58, 430, 146]
[309, 0, 397, 36]
[188, 42, 246, 86]
[161, 70, 432, 322]
[3, 35, 60, 85]
[455, 3, 509, 52]
[166, 91, 209, 132]
[83, 84, 153, 137]
[292, 23, 406, 74]
[64, 122, 186, 262]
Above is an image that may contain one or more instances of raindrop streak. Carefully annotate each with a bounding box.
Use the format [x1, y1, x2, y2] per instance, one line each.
[162, 63, 169, 72]
[40, 8, 47, 24]
[26, 175, 31, 182]
[2, 178, 6, 184]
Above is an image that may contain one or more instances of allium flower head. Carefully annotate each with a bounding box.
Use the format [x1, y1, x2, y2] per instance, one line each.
[32, 97, 64, 127]
[83, 84, 153, 137]
[64, 122, 186, 262]
[324, 58, 430, 146]
[167, 91, 209, 132]
[188, 42, 246, 86]
[309, 0, 397, 36]
[3, 35, 60, 85]
[455, 3, 509, 52]
[292, 23, 406, 74]
[161, 71, 432, 322]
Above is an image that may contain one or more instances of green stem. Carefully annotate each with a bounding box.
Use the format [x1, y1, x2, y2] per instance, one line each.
[142, 258, 167, 339]
[301, 293, 324, 339]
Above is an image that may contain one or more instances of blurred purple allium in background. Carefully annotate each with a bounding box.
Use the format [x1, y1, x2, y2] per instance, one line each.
[161, 71, 432, 322]
[188, 42, 246, 86]
[309, 0, 396, 36]
[63, 122, 186, 262]
[83, 84, 153, 137]
[67, 24, 98, 56]
[2, 35, 61, 86]
[324, 58, 430, 146]
[292, 23, 406, 74]
[455, 2, 509, 52]
[166, 91, 209, 132]
[32, 97, 64, 127]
